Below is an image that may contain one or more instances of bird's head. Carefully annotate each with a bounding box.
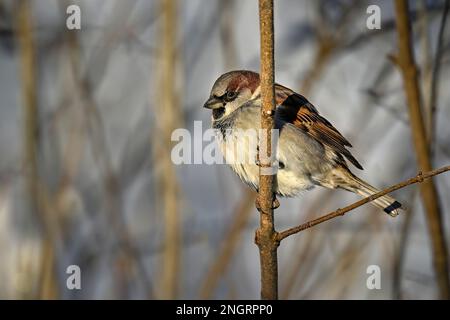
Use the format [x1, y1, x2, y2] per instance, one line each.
[203, 70, 260, 120]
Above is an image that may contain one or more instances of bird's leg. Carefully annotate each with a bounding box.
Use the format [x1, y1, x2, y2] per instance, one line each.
[255, 197, 261, 212]
[272, 194, 280, 209]
[255, 193, 280, 211]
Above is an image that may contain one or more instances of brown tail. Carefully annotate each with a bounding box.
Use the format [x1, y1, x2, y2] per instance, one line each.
[331, 167, 402, 217]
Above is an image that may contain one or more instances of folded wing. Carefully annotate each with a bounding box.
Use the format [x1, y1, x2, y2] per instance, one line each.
[274, 83, 363, 170]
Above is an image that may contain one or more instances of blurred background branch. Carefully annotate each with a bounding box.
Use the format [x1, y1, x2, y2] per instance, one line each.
[393, 0, 450, 299]
[16, 0, 59, 299]
[154, 0, 181, 299]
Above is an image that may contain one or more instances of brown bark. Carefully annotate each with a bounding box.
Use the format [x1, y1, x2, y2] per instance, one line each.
[256, 0, 279, 300]
[393, 0, 449, 299]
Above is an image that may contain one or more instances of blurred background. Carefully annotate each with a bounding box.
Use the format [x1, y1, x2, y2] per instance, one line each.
[0, 0, 449, 299]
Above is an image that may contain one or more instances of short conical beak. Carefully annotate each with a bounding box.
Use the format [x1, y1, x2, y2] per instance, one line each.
[203, 96, 223, 110]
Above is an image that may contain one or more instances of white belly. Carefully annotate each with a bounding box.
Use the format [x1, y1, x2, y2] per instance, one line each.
[215, 127, 318, 197]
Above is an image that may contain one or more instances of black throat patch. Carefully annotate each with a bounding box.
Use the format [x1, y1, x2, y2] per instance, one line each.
[212, 107, 225, 120]
[212, 112, 234, 140]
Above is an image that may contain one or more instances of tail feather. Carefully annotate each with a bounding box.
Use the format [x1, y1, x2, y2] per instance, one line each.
[332, 168, 402, 217]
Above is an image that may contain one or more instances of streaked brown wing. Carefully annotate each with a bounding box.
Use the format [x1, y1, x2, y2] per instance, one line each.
[275, 83, 363, 170]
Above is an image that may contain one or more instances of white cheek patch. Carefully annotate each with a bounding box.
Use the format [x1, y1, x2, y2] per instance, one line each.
[224, 107, 233, 117]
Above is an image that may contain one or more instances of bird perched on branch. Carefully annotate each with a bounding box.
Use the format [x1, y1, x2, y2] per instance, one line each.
[203, 70, 402, 216]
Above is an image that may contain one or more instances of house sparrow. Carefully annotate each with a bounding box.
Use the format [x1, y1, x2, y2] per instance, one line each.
[203, 70, 402, 216]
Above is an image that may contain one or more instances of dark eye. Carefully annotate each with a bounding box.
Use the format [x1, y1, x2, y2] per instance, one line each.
[224, 91, 238, 102]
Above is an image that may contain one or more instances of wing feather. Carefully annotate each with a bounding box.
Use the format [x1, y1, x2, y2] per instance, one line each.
[274, 84, 363, 170]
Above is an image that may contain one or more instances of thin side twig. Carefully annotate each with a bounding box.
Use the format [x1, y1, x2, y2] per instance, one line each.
[277, 165, 450, 241]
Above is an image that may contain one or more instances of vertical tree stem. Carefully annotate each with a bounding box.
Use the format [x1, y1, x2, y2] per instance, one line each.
[394, 0, 450, 299]
[256, 0, 278, 300]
